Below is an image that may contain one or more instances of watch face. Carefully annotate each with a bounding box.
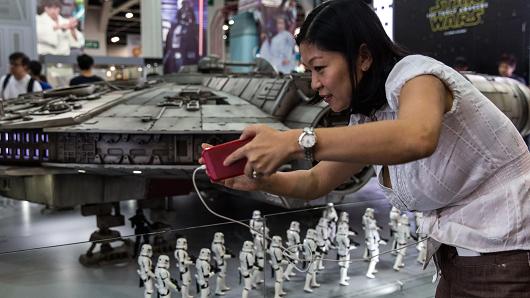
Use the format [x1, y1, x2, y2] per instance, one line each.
[301, 134, 316, 147]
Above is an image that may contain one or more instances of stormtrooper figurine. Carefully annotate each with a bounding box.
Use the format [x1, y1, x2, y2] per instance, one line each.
[137, 244, 155, 298]
[211, 232, 232, 295]
[239, 241, 256, 298]
[252, 226, 269, 287]
[417, 235, 427, 265]
[393, 214, 412, 271]
[175, 238, 194, 298]
[249, 210, 263, 237]
[303, 228, 321, 293]
[283, 221, 301, 281]
[154, 255, 180, 298]
[389, 207, 401, 255]
[315, 217, 329, 270]
[362, 208, 375, 261]
[269, 235, 289, 298]
[196, 248, 214, 298]
[365, 215, 385, 279]
[414, 212, 428, 264]
[336, 223, 357, 286]
[323, 203, 338, 246]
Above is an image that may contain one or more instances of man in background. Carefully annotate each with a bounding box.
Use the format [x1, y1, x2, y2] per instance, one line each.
[70, 54, 104, 86]
[0, 52, 42, 100]
[498, 53, 526, 84]
[29, 60, 53, 90]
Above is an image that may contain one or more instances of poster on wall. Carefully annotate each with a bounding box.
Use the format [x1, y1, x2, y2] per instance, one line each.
[36, 0, 85, 56]
[394, 0, 530, 82]
[162, 0, 208, 74]
[253, 0, 300, 74]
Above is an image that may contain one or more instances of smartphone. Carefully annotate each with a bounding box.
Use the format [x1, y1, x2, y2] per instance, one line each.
[201, 138, 252, 182]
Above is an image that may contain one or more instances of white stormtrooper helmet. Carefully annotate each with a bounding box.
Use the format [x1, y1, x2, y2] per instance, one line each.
[176, 237, 188, 250]
[289, 221, 300, 232]
[271, 235, 282, 247]
[400, 214, 409, 225]
[199, 248, 211, 261]
[252, 210, 262, 219]
[366, 208, 375, 218]
[306, 229, 317, 240]
[337, 222, 349, 235]
[157, 255, 171, 269]
[318, 217, 328, 227]
[213, 232, 224, 243]
[141, 243, 153, 257]
[339, 211, 349, 223]
[325, 203, 335, 214]
[242, 241, 254, 252]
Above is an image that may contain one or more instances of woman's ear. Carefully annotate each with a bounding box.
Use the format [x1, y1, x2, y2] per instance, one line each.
[358, 44, 373, 72]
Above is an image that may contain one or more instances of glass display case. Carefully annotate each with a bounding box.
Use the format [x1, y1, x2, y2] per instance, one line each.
[0, 198, 437, 297]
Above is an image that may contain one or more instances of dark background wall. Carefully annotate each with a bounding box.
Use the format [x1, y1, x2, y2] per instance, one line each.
[394, 0, 530, 82]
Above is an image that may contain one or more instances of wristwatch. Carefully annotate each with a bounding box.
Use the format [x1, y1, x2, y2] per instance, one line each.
[298, 127, 317, 161]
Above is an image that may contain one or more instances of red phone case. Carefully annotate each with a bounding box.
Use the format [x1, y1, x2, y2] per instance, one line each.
[201, 138, 252, 181]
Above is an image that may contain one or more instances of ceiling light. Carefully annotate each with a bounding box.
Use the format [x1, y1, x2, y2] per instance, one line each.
[125, 12, 134, 19]
[222, 25, 229, 31]
[110, 36, 120, 43]
[133, 170, 142, 174]
[106, 71, 112, 77]
[223, 35, 227, 40]
[77, 169, 86, 173]
[110, 66, 116, 71]
[228, 19, 234, 25]
[137, 67, 143, 72]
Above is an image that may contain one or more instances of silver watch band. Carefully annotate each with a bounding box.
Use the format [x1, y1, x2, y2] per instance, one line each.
[303, 127, 315, 161]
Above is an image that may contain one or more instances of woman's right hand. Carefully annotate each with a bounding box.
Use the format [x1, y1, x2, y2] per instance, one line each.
[199, 143, 262, 192]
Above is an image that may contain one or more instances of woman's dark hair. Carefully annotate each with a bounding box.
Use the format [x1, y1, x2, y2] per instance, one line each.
[296, 0, 409, 116]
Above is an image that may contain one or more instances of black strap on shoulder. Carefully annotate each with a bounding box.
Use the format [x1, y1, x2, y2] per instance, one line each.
[2, 74, 11, 99]
[27, 78, 35, 93]
[2, 74, 10, 90]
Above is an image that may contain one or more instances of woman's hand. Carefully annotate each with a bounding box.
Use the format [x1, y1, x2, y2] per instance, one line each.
[199, 143, 262, 192]
[223, 125, 300, 178]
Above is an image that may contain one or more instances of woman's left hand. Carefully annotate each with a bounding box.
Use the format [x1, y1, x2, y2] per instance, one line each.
[224, 124, 299, 178]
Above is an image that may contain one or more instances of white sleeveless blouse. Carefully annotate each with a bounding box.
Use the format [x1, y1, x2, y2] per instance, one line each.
[349, 55, 530, 252]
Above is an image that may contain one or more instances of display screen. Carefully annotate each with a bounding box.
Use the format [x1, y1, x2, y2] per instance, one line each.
[162, 0, 208, 74]
[36, 0, 86, 56]
[394, 0, 529, 82]
[256, 0, 300, 74]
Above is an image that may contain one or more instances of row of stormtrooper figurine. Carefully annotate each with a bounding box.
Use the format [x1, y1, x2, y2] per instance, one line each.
[136, 204, 427, 298]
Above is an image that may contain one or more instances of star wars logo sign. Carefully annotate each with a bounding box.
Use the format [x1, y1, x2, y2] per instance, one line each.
[426, 0, 489, 34]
